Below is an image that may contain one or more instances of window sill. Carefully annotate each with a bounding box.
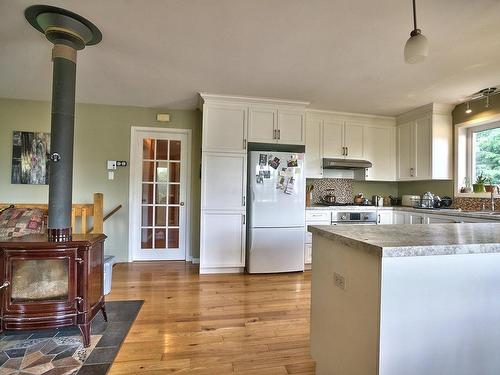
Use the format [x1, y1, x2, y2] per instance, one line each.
[455, 192, 500, 199]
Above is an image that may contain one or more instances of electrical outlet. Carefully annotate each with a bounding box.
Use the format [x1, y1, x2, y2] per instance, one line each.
[334, 272, 346, 290]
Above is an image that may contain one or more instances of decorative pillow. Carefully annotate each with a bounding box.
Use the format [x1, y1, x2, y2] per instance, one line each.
[0, 207, 48, 239]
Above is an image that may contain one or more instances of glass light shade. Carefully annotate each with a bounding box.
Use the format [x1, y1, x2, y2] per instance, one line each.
[404, 32, 429, 64]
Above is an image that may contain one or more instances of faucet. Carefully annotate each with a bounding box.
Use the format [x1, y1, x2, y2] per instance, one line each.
[491, 185, 499, 211]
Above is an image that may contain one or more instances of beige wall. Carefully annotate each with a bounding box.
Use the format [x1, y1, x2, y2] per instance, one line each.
[452, 94, 500, 125]
[0, 98, 202, 262]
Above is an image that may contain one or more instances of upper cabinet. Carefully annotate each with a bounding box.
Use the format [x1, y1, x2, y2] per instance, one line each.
[202, 103, 247, 153]
[396, 103, 453, 181]
[305, 111, 396, 181]
[248, 106, 305, 144]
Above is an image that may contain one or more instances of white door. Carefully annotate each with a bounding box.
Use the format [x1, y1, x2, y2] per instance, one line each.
[201, 153, 246, 211]
[305, 119, 323, 178]
[202, 104, 247, 152]
[200, 211, 245, 268]
[323, 120, 344, 158]
[248, 107, 277, 143]
[277, 110, 305, 144]
[364, 126, 395, 181]
[414, 116, 432, 179]
[397, 122, 414, 179]
[130, 128, 189, 261]
[344, 122, 364, 159]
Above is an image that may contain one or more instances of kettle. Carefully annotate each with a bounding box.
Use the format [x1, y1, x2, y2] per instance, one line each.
[321, 189, 336, 204]
[372, 195, 383, 207]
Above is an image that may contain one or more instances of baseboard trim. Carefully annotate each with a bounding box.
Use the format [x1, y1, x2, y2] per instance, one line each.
[199, 267, 244, 274]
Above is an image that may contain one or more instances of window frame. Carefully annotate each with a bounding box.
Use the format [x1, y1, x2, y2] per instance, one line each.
[466, 122, 500, 187]
[455, 115, 500, 198]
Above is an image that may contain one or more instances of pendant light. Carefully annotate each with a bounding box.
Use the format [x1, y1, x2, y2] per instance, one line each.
[465, 102, 472, 114]
[404, 0, 429, 64]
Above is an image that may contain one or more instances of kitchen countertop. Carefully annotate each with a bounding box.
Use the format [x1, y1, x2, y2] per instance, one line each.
[308, 223, 500, 257]
[306, 205, 500, 221]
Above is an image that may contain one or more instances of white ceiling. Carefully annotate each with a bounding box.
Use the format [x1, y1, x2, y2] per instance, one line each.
[1, 0, 500, 116]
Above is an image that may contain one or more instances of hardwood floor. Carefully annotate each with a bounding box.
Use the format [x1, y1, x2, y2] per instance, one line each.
[106, 261, 315, 374]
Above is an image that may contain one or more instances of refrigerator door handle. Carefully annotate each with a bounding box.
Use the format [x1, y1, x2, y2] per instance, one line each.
[242, 196, 246, 207]
[242, 214, 246, 225]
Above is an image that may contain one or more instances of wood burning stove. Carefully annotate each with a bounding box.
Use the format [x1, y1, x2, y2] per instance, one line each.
[0, 234, 107, 346]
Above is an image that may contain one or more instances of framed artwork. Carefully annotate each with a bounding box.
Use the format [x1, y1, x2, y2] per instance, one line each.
[11, 131, 51, 185]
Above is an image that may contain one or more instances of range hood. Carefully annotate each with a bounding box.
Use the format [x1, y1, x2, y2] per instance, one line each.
[323, 158, 372, 170]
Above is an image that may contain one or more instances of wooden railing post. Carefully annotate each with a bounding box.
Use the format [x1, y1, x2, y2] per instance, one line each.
[93, 193, 104, 234]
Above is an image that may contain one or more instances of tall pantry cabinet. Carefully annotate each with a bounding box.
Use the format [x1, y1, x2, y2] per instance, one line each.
[199, 94, 308, 274]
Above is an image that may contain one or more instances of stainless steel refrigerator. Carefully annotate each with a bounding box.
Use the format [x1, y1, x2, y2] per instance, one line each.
[247, 151, 305, 273]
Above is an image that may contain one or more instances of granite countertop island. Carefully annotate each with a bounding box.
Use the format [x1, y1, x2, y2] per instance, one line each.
[308, 223, 500, 257]
[309, 223, 500, 375]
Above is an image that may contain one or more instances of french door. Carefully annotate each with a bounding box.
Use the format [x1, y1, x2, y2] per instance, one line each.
[129, 128, 189, 260]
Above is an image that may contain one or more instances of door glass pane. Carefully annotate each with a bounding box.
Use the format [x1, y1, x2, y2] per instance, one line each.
[168, 184, 179, 204]
[169, 140, 181, 160]
[142, 184, 154, 204]
[142, 162, 155, 182]
[155, 206, 166, 226]
[141, 206, 153, 226]
[169, 162, 180, 182]
[11, 259, 69, 302]
[168, 228, 179, 248]
[143, 139, 155, 159]
[141, 228, 153, 248]
[156, 184, 167, 204]
[156, 162, 169, 182]
[168, 206, 179, 226]
[156, 140, 169, 160]
[155, 228, 166, 248]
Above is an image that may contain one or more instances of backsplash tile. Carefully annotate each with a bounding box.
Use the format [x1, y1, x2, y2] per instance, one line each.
[309, 178, 353, 204]
[451, 197, 500, 212]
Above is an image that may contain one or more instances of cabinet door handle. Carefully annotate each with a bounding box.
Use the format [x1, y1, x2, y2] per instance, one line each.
[341, 147, 345, 156]
[0, 281, 10, 290]
[410, 167, 414, 177]
[378, 214, 381, 224]
[243, 139, 247, 149]
[242, 196, 246, 207]
[278, 129, 281, 140]
[346, 147, 348, 156]
[242, 214, 246, 225]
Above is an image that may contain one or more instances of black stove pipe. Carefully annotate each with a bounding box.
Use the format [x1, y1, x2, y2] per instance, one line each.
[25, 5, 102, 241]
[47, 46, 77, 241]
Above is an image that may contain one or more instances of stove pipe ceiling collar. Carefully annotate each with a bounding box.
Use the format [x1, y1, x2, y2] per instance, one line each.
[25, 5, 102, 242]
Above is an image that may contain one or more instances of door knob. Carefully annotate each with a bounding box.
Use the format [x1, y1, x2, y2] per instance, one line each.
[180, 202, 185, 206]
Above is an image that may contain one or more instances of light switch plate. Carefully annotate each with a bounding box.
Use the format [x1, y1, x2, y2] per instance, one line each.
[107, 160, 116, 170]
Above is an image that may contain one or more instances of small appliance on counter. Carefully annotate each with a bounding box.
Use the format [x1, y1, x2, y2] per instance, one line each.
[402, 195, 420, 207]
[321, 189, 337, 204]
[372, 195, 383, 207]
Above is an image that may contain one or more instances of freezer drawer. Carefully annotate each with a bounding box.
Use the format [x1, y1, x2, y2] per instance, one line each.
[247, 227, 305, 273]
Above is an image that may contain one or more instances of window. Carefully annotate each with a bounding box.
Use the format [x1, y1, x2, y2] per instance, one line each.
[468, 122, 500, 185]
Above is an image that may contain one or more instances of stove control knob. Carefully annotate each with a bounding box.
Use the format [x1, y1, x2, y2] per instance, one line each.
[341, 215, 347, 220]
[363, 214, 369, 220]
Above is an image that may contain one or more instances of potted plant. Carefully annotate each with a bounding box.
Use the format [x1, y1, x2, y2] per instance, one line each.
[473, 172, 487, 193]
[485, 178, 495, 193]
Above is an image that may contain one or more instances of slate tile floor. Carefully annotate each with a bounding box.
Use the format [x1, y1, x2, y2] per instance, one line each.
[0, 301, 143, 375]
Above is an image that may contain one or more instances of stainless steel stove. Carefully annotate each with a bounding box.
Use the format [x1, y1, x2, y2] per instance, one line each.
[331, 211, 377, 225]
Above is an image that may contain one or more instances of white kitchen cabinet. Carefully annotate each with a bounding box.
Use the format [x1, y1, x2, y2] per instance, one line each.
[248, 107, 305, 145]
[409, 213, 425, 224]
[201, 152, 246, 211]
[305, 210, 331, 267]
[323, 119, 344, 158]
[202, 103, 247, 153]
[344, 121, 364, 159]
[396, 103, 453, 181]
[248, 107, 276, 143]
[200, 211, 246, 272]
[305, 118, 323, 178]
[426, 215, 458, 223]
[393, 211, 409, 224]
[306, 110, 396, 181]
[377, 211, 393, 224]
[278, 109, 305, 144]
[364, 126, 396, 181]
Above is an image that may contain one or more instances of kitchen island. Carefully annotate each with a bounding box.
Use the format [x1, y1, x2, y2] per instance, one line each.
[308, 223, 500, 375]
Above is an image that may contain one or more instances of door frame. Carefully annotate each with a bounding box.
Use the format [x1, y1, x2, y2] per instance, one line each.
[128, 126, 192, 262]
